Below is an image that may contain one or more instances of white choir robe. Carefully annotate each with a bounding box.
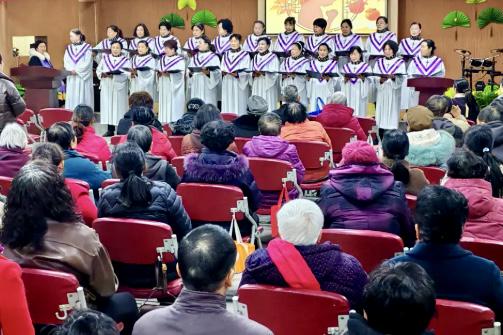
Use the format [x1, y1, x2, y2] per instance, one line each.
[130, 54, 157, 100]
[157, 55, 186, 123]
[403, 55, 446, 109]
[250, 52, 280, 112]
[129, 37, 154, 51]
[306, 59, 340, 113]
[151, 35, 181, 57]
[212, 35, 232, 57]
[243, 34, 268, 53]
[365, 31, 397, 61]
[221, 50, 251, 115]
[182, 37, 200, 58]
[333, 33, 364, 71]
[188, 52, 222, 106]
[64, 43, 94, 110]
[305, 34, 335, 57]
[280, 56, 310, 107]
[96, 54, 131, 126]
[272, 32, 305, 54]
[94, 38, 128, 63]
[398, 37, 423, 59]
[373, 57, 406, 130]
[341, 62, 371, 118]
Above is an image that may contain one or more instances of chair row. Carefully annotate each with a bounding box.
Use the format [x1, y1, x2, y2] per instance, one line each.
[17, 108, 73, 139]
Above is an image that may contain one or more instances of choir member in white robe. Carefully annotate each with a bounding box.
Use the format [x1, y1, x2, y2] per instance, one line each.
[243, 20, 268, 54]
[183, 24, 205, 58]
[213, 19, 234, 57]
[334, 19, 364, 71]
[272, 17, 305, 57]
[305, 18, 335, 58]
[64, 29, 94, 110]
[157, 40, 186, 123]
[94, 25, 128, 63]
[280, 42, 310, 107]
[151, 22, 181, 57]
[306, 43, 340, 113]
[188, 36, 221, 106]
[373, 41, 406, 131]
[129, 23, 153, 51]
[251, 37, 280, 112]
[130, 41, 157, 100]
[398, 22, 423, 60]
[341, 46, 371, 118]
[96, 41, 131, 135]
[221, 34, 251, 115]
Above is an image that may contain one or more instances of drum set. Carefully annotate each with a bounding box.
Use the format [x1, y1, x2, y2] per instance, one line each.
[456, 48, 503, 88]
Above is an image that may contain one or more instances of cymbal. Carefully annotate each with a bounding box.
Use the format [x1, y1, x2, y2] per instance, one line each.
[455, 49, 471, 56]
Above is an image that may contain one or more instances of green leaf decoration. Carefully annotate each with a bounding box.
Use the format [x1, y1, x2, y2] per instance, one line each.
[178, 0, 197, 11]
[191, 10, 218, 28]
[160, 13, 185, 29]
[477, 7, 503, 29]
[465, 0, 486, 4]
[442, 11, 471, 29]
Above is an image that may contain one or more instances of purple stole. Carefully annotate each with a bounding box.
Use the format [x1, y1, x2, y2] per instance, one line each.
[309, 59, 338, 82]
[284, 57, 310, 73]
[400, 38, 423, 56]
[160, 55, 184, 72]
[222, 51, 249, 72]
[103, 54, 128, 72]
[412, 56, 443, 77]
[306, 34, 332, 52]
[377, 58, 404, 75]
[132, 54, 153, 69]
[214, 36, 231, 55]
[130, 37, 153, 50]
[334, 34, 361, 51]
[343, 62, 369, 84]
[369, 31, 396, 53]
[66, 43, 91, 64]
[194, 52, 218, 68]
[154, 35, 176, 55]
[253, 52, 276, 71]
[101, 38, 125, 50]
[277, 32, 301, 52]
[245, 35, 266, 52]
[186, 37, 199, 50]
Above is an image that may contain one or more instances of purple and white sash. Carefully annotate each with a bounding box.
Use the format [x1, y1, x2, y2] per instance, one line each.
[222, 51, 249, 72]
[102, 38, 126, 50]
[377, 58, 404, 75]
[369, 31, 395, 52]
[412, 56, 443, 77]
[253, 53, 276, 71]
[130, 37, 153, 50]
[66, 43, 91, 64]
[306, 34, 332, 52]
[310, 59, 338, 81]
[400, 38, 423, 56]
[194, 52, 218, 68]
[133, 55, 153, 69]
[277, 32, 300, 52]
[160, 55, 184, 72]
[155, 35, 176, 54]
[245, 35, 263, 52]
[186, 37, 199, 50]
[343, 62, 369, 84]
[284, 57, 310, 73]
[214, 36, 231, 55]
[334, 34, 360, 51]
[103, 54, 128, 72]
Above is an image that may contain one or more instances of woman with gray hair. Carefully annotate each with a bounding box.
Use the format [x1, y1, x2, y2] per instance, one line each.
[0, 122, 29, 177]
[316, 91, 367, 140]
[240, 198, 368, 311]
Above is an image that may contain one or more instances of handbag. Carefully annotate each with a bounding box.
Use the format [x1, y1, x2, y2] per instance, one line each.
[308, 97, 325, 117]
[229, 210, 255, 273]
[270, 185, 290, 238]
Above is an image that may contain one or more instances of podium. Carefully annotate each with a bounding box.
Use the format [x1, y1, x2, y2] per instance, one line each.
[408, 77, 454, 106]
[10, 66, 69, 113]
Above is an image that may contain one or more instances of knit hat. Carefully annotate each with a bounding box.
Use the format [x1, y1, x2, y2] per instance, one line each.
[247, 95, 269, 116]
[186, 98, 204, 114]
[341, 140, 379, 165]
[406, 106, 434, 132]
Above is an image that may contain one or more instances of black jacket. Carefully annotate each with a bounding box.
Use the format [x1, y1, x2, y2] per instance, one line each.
[116, 109, 163, 135]
[172, 113, 196, 135]
[232, 114, 261, 138]
[344, 312, 433, 335]
[272, 103, 307, 124]
[486, 121, 503, 162]
[144, 154, 180, 189]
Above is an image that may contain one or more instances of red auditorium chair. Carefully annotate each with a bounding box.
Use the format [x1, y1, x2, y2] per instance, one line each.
[320, 229, 405, 273]
[234, 137, 251, 154]
[38, 108, 73, 129]
[78, 151, 108, 171]
[0, 176, 13, 196]
[22, 268, 87, 325]
[406, 193, 417, 215]
[162, 123, 173, 136]
[237, 284, 350, 335]
[93, 218, 182, 300]
[17, 108, 42, 140]
[171, 156, 185, 178]
[356, 116, 376, 137]
[324, 127, 356, 163]
[221, 113, 239, 122]
[99, 178, 120, 196]
[110, 135, 122, 146]
[168, 135, 184, 156]
[414, 166, 446, 185]
[460, 237, 503, 271]
[428, 299, 499, 335]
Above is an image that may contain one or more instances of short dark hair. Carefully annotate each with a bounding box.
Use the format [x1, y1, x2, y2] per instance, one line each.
[284, 17, 296, 25]
[193, 104, 221, 130]
[478, 105, 501, 123]
[163, 39, 178, 51]
[341, 19, 353, 29]
[447, 149, 488, 179]
[257, 37, 271, 46]
[382, 129, 411, 185]
[416, 185, 468, 243]
[285, 102, 307, 124]
[133, 23, 150, 38]
[230, 33, 242, 42]
[127, 125, 152, 153]
[258, 113, 282, 136]
[72, 104, 95, 143]
[422, 39, 436, 55]
[110, 40, 123, 49]
[69, 28, 86, 43]
[32, 39, 46, 50]
[348, 46, 364, 59]
[107, 25, 123, 38]
[218, 19, 233, 34]
[383, 40, 399, 56]
[178, 224, 237, 292]
[46, 122, 76, 150]
[425, 95, 452, 117]
[131, 106, 155, 126]
[59, 309, 119, 335]
[31, 142, 64, 167]
[364, 262, 436, 335]
[313, 18, 327, 30]
[159, 21, 172, 30]
[254, 20, 265, 28]
[376, 16, 388, 24]
[410, 21, 422, 29]
[129, 91, 154, 109]
[200, 120, 235, 152]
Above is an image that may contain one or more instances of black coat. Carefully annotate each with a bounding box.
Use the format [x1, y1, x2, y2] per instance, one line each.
[144, 154, 180, 189]
[116, 109, 163, 135]
[345, 312, 433, 335]
[232, 114, 261, 138]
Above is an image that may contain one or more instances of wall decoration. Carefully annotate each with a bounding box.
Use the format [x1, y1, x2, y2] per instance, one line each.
[477, 7, 503, 36]
[465, 0, 486, 19]
[177, 0, 197, 11]
[191, 9, 218, 28]
[442, 10, 471, 40]
[160, 13, 185, 28]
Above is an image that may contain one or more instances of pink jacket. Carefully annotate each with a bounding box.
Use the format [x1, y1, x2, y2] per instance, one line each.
[75, 126, 112, 162]
[444, 178, 503, 242]
[316, 103, 367, 141]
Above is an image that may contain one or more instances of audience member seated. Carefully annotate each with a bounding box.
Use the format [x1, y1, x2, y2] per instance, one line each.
[272, 85, 305, 124]
[240, 199, 368, 311]
[242, 112, 304, 206]
[345, 262, 435, 335]
[445, 149, 503, 241]
[32, 142, 97, 226]
[126, 125, 179, 189]
[392, 185, 503, 320]
[477, 106, 503, 162]
[172, 98, 205, 135]
[405, 106, 455, 167]
[426, 94, 469, 133]
[452, 78, 479, 122]
[315, 92, 366, 140]
[117, 91, 162, 136]
[182, 120, 261, 235]
[119, 106, 176, 161]
[47, 122, 110, 190]
[72, 104, 112, 162]
[0, 122, 29, 177]
[464, 125, 503, 198]
[280, 102, 332, 147]
[232, 96, 269, 138]
[0, 162, 138, 332]
[0, 52, 26, 133]
[58, 310, 120, 335]
[0, 251, 34, 335]
[132, 224, 273, 335]
[381, 129, 429, 196]
[318, 141, 415, 246]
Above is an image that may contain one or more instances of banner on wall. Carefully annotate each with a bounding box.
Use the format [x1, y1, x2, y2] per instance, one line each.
[265, 0, 387, 35]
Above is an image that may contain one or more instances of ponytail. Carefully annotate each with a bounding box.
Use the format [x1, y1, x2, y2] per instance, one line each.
[72, 104, 94, 144]
[482, 150, 503, 197]
[119, 172, 152, 207]
[390, 158, 411, 185]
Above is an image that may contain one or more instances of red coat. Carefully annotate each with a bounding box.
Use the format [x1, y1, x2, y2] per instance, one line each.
[0, 255, 34, 335]
[316, 103, 367, 141]
[75, 126, 112, 162]
[65, 179, 97, 227]
[120, 127, 176, 161]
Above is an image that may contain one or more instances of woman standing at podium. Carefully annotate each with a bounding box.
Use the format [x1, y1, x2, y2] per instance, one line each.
[64, 29, 94, 110]
[28, 40, 53, 68]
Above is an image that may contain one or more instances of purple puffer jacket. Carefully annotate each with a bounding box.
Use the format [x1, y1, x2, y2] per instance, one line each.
[317, 164, 415, 247]
[243, 135, 305, 207]
[239, 242, 368, 311]
[0, 146, 29, 178]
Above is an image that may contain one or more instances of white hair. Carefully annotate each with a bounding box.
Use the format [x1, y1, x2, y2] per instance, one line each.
[327, 91, 347, 106]
[277, 199, 324, 246]
[0, 122, 28, 149]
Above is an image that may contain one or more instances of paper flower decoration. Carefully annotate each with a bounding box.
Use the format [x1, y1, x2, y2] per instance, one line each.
[191, 10, 218, 28]
[477, 7, 503, 28]
[160, 13, 185, 29]
[178, 0, 197, 11]
[442, 11, 471, 40]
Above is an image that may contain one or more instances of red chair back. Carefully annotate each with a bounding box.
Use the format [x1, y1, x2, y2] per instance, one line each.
[235, 137, 251, 154]
[414, 166, 446, 185]
[110, 135, 122, 146]
[356, 117, 376, 136]
[18, 108, 41, 135]
[289, 140, 331, 182]
[221, 113, 239, 122]
[22, 268, 80, 325]
[168, 135, 184, 156]
[162, 123, 173, 136]
[101, 178, 120, 189]
[38, 108, 73, 129]
[0, 176, 13, 196]
[428, 299, 496, 335]
[324, 127, 355, 163]
[177, 183, 244, 221]
[238, 284, 349, 335]
[65, 178, 90, 191]
[248, 157, 293, 192]
[171, 156, 185, 178]
[460, 237, 503, 271]
[320, 229, 404, 273]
